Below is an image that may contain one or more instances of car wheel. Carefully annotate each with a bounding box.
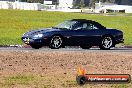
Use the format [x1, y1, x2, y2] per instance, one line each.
[76, 75, 86, 85]
[30, 44, 42, 49]
[80, 45, 92, 49]
[99, 36, 114, 50]
[49, 35, 63, 49]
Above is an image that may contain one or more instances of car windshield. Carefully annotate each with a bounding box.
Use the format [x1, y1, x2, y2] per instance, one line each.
[53, 21, 77, 30]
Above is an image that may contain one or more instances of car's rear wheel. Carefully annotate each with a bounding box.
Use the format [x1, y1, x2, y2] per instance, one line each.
[99, 36, 114, 50]
[80, 45, 92, 49]
[30, 44, 42, 49]
[49, 35, 63, 49]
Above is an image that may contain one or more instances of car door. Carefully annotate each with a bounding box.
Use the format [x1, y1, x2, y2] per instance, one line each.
[63, 29, 83, 46]
[63, 22, 86, 45]
[72, 22, 103, 45]
[63, 21, 103, 46]
[63, 22, 88, 45]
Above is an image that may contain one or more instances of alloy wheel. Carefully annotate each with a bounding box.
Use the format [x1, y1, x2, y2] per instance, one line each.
[50, 36, 62, 49]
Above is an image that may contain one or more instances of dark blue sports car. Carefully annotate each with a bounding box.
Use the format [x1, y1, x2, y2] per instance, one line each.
[22, 19, 124, 49]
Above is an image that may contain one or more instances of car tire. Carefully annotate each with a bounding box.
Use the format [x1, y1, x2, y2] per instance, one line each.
[80, 45, 92, 49]
[30, 44, 42, 49]
[76, 75, 86, 85]
[49, 35, 63, 49]
[99, 36, 114, 50]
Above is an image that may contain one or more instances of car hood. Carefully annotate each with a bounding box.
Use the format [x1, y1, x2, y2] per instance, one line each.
[23, 28, 60, 37]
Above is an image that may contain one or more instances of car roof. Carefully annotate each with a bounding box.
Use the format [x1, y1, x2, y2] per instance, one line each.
[71, 19, 92, 22]
[70, 19, 106, 29]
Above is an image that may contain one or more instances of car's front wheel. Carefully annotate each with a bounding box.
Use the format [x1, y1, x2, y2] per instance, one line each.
[49, 35, 63, 49]
[99, 36, 114, 50]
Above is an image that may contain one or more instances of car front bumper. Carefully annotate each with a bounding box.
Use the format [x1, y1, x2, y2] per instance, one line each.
[22, 37, 49, 46]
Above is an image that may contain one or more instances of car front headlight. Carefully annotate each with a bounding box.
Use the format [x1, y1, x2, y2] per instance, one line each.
[33, 34, 43, 38]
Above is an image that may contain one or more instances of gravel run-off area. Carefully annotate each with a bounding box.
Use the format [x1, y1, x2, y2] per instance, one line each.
[0, 50, 132, 88]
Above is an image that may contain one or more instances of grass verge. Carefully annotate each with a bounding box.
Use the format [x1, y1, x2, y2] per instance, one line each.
[0, 74, 132, 88]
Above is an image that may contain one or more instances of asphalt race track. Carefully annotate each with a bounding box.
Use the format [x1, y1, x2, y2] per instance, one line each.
[0, 47, 132, 52]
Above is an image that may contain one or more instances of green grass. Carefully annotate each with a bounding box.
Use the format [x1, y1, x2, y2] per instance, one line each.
[0, 9, 132, 45]
[5, 75, 34, 84]
[0, 74, 132, 88]
[0, 74, 35, 87]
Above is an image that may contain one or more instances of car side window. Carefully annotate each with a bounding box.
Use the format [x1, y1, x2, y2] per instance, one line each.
[73, 22, 99, 30]
[73, 22, 83, 30]
[82, 23, 98, 30]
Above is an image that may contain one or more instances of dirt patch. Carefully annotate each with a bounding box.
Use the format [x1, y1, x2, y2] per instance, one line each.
[0, 51, 132, 88]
